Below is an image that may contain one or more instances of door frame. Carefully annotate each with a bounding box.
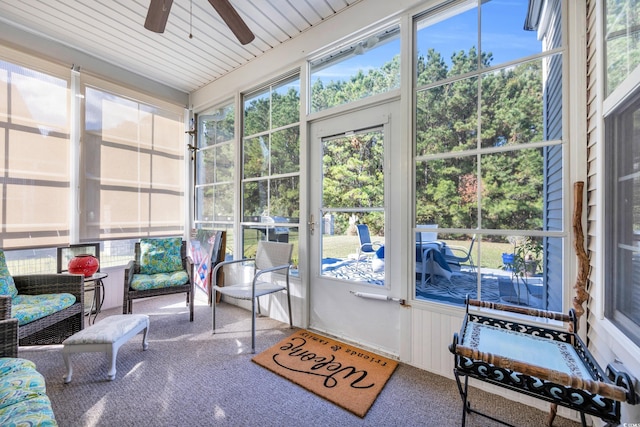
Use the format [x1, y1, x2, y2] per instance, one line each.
[305, 99, 404, 356]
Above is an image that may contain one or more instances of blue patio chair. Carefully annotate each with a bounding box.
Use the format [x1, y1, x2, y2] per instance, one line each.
[444, 235, 477, 272]
[355, 224, 382, 271]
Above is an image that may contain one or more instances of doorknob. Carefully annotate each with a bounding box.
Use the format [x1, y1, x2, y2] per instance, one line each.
[308, 214, 315, 235]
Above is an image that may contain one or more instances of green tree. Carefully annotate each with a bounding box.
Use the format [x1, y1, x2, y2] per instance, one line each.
[414, 46, 544, 234]
[242, 84, 301, 220]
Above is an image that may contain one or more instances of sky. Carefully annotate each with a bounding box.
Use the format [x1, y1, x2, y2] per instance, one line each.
[312, 0, 542, 86]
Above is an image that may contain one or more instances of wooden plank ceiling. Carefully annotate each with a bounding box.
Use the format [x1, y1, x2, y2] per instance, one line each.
[0, 0, 360, 93]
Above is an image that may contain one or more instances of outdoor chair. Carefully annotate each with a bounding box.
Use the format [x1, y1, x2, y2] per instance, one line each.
[0, 249, 85, 346]
[123, 237, 194, 321]
[211, 240, 293, 353]
[0, 296, 18, 357]
[416, 224, 439, 245]
[415, 224, 449, 290]
[416, 245, 452, 291]
[444, 235, 477, 272]
[355, 224, 383, 271]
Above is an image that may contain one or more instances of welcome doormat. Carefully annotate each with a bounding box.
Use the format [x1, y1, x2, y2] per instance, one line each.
[252, 329, 398, 417]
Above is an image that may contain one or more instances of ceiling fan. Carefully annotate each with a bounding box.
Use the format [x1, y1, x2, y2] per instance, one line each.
[144, 0, 255, 45]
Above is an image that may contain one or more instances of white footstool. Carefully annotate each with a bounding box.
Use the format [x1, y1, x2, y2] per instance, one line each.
[62, 314, 149, 383]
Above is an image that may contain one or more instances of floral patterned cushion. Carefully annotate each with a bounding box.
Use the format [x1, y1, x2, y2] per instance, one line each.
[0, 251, 18, 298]
[11, 294, 76, 326]
[0, 395, 57, 426]
[0, 358, 57, 426]
[131, 271, 189, 291]
[0, 359, 36, 377]
[0, 369, 46, 409]
[139, 238, 183, 274]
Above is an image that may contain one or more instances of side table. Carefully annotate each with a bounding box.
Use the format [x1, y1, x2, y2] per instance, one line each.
[84, 272, 108, 325]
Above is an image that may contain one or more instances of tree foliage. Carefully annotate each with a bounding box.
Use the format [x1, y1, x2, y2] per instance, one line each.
[242, 86, 301, 220]
[414, 47, 545, 234]
[235, 46, 546, 237]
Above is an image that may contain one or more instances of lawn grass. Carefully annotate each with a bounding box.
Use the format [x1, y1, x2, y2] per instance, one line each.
[321, 234, 513, 269]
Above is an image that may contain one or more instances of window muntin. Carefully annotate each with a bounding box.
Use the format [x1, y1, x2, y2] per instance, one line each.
[413, 0, 564, 311]
[605, 0, 640, 96]
[0, 60, 70, 249]
[310, 26, 401, 113]
[82, 87, 184, 241]
[242, 75, 300, 258]
[195, 102, 235, 256]
[605, 91, 640, 346]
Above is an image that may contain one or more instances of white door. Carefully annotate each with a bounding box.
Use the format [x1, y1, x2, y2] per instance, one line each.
[308, 101, 401, 356]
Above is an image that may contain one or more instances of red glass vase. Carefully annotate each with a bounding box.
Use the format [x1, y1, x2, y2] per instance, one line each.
[68, 254, 99, 277]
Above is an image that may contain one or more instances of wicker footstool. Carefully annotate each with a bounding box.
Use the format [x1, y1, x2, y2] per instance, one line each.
[62, 314, 149, 382]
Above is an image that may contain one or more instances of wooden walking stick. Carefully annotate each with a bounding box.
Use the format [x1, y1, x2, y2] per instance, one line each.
[546, 181, 590, 426]
[569, 181, 590, 328]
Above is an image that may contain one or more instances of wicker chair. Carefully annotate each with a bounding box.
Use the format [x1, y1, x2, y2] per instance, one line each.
[8, 274, 85, 346]
[0, 296, 18, 357]
[123, 240, 194, 321]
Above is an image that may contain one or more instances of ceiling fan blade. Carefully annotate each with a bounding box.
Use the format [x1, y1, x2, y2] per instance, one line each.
[208, 0, 255, 45]
[144, 0, 174, 33]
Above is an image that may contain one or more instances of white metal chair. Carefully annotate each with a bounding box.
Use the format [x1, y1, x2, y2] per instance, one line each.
[415, 224, 443, 290]
[211, 240, 293, 353]
[416, 224, 438, 245]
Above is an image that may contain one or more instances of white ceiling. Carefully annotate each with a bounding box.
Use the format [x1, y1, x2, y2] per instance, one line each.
[0, 0, 360, 95]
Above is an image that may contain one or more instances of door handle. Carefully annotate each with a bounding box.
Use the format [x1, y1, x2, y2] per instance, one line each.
[308, 214, 315, 235]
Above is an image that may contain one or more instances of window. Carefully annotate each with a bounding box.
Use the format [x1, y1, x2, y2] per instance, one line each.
[82, 86, 185, 241]
[413, 0, 565, 310]
[310, 26, 400, 113]
[604, 0, 640, 346]
[0, 51, 186, 272]
[605, 90, 640, 346]
[195, 101, 235, 256]
[605, 0, 640, 96]
[0, 59, 70, 249]
[242, 75, 300, 262]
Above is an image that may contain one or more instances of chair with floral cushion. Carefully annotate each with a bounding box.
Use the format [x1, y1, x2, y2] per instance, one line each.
[123, 237, 194, 321]
[0, 249, 85, 346]
[0, 301, 58, 424]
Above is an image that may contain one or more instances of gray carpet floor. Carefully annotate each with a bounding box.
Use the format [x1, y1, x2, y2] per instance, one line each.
[18, 292, 582, 427]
